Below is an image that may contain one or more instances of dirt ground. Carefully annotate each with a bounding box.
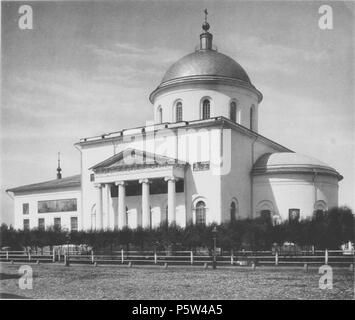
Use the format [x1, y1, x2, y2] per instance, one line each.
[0, 262, 353, 300]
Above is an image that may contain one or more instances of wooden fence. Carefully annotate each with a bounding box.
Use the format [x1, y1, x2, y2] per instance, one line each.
[0, 249, 354, 267]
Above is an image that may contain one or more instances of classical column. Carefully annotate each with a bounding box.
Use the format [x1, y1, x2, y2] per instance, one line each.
[115, 181, 126, 229]
[106, 184, 111, 229]
[94, 184, 103, 230]
[165, 176, 176, 225]
[139, 178, 151, 228]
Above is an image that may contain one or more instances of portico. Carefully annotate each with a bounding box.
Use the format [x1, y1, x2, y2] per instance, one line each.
[91, 149, 186, 229]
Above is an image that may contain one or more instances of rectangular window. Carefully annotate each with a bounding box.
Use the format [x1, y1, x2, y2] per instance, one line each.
[289, 209, 300, 221]
[90, 173, 95, 182]
[54, 218, 61, 229]
[38, 198, 77, 213]
[38, 218, 45, 230]
[71, 217, 78, 231]
[193, 161, 210, 171]
[23, 203, 29, 215]
[23, 219, 30, 230]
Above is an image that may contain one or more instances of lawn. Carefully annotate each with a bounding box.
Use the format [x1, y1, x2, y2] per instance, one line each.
[0, 262, 353, 300]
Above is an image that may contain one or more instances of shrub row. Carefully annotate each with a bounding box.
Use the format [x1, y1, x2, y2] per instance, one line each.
[0, 207, 353, 251]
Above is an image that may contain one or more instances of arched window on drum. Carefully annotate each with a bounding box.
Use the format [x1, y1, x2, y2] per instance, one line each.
[175, 102, 183, 122]
[157, 106, 163, 124]
[230, 101, 237, 122]
[250, 104, 256, 131]
[202, 99, 210, 120]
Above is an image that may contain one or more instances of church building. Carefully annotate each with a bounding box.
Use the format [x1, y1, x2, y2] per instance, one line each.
[6, 16, 343, 231]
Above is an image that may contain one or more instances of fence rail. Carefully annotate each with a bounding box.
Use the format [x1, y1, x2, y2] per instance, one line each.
[0, 249, 354, 267]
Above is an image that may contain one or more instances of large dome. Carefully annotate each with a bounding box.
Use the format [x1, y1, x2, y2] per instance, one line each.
[161, 50, 252, 84]
[253, 152, 343, 180]
[149, 24, 262, 103]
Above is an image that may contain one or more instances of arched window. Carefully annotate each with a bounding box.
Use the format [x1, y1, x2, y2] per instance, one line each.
[230, 101, 237, 122]
[202, 99, 210, 120]
[175, 102, 183, 122]
[260, 210, 271, 220]
[250, 105, 254, 130]
[230, 202, 237, 222]
[157, 106, 163, 124]
[195, 201, 206, 225]
[257, 200, 275, 223]
[236, 106, 241, 124]
[314, 200, 327, 218]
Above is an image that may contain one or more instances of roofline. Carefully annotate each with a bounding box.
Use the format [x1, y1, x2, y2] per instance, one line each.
[89, 147, 187, 171]
[75, 116, 291, 153]
[149, 75, 263, 103]
[6, 174, 81, 194]
[252, 167, 343, 181]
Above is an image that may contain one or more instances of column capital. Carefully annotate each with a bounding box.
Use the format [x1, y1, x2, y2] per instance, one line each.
[139, 178, 151, 184]
[94, 183, 103, 188]
[115, 181, 125, 186]
[164, 176, 178, 182]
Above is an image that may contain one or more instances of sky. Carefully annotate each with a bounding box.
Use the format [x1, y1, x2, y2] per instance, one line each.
[1, 0, 354, 225]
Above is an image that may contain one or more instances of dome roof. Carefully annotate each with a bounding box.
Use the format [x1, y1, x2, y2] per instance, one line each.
[149, 21, 262, 103]
[161, 50, 251, 84]
[252, 152, 342, 180]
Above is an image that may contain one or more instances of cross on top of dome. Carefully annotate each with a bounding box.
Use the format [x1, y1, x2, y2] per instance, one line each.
[202, 9, 210, 32]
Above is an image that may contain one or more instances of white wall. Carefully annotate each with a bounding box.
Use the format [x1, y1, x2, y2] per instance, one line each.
[220, 128, 286, 222]
[13, 188, 81, 230]
[153, 83, 259, 132]
[80, 125, 224, 229]
[253, 173, 339, 221]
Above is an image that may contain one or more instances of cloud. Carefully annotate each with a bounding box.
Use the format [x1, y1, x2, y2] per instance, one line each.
[220, 34, 330, 76]
[86, 42, 185, 78]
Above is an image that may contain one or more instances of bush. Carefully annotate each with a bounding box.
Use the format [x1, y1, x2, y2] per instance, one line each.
[0, 207, 353, 251]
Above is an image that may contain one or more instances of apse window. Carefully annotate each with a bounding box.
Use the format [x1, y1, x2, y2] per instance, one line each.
[289, 209, 300, 221]
[22, 203, 29, 215]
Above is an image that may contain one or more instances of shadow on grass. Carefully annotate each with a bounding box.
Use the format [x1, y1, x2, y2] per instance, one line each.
[0, 292, 31, 299]
[0, 273, 20, 280]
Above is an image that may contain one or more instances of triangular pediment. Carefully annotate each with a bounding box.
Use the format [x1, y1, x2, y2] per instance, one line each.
[90, 148, 186, 173]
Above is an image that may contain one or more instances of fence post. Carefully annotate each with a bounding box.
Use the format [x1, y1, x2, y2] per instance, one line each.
[325, 249, 328, 265]
[6, 251, 9, 261]
[231, 250, 234, 266]
[190, 251, 193, 265]
[91, 250, 94, 264]
[275, 251, 279, 266]
[52, 248, 55, 262]
[154, 251, 157, 264]
[121, 249, 124, 264]
[28, 252, 31, 261]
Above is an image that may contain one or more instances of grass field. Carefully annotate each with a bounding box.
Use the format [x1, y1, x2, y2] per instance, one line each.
[0, 262, 353, 300]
